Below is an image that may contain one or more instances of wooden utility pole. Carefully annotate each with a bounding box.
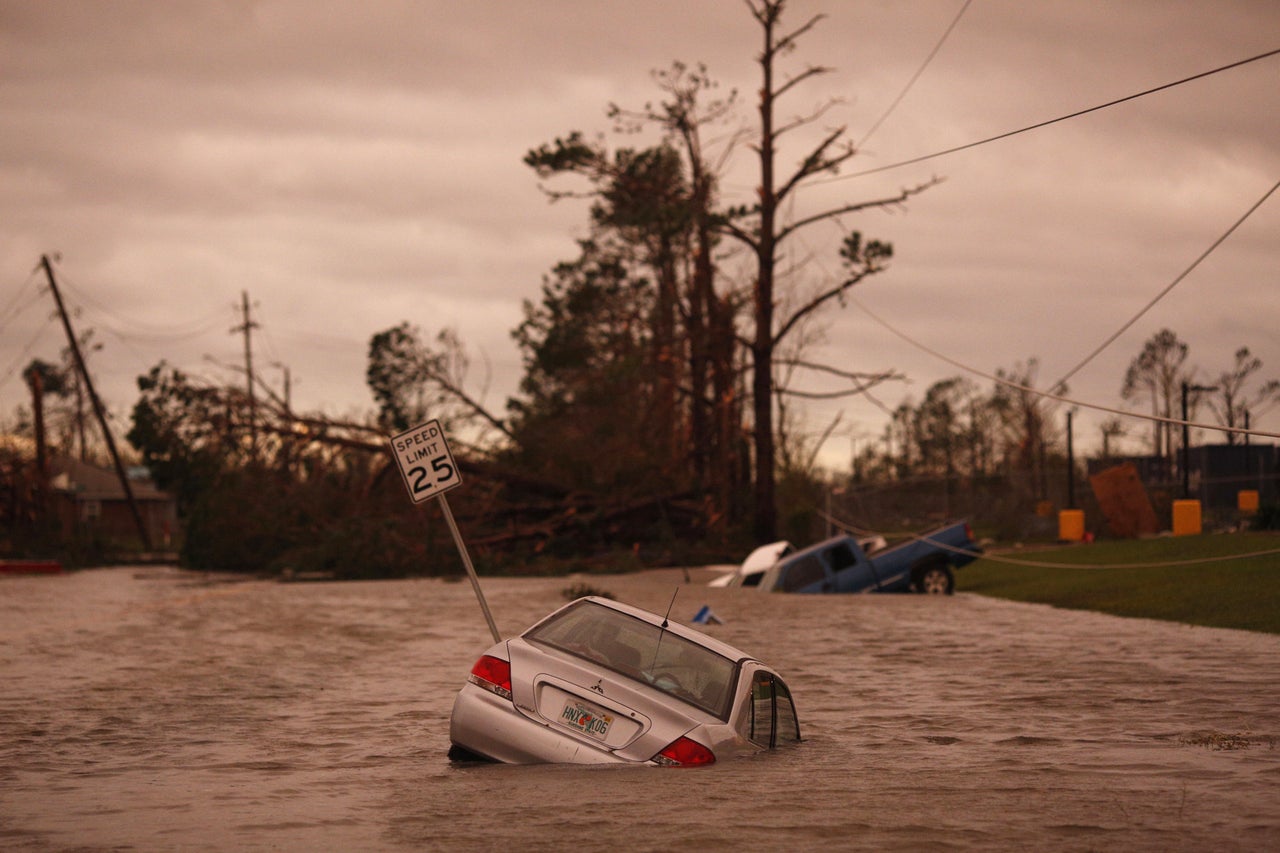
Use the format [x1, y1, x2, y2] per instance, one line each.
[40, 254, 153, 551]
[73, 368, 89, 460]
[231, 290, 259, 453]
[278, 363, 291, 414]
[1066, 410, 1076, 508]
[24, 366, 48, 491]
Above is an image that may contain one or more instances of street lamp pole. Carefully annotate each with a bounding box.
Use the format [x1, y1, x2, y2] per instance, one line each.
[1066, 410, 1076, 509]
[1181, 382, 1219, 499]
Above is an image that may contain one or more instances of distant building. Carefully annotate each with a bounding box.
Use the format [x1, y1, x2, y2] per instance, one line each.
[1088, 444, 1277, 510]
[48, 457, 177, 552]
[1187, 444, 1278, 509]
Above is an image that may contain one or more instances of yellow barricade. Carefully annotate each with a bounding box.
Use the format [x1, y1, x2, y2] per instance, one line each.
[1172, 499, 1202, 536]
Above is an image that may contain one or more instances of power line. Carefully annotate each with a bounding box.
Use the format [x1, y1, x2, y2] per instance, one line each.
[1052, 178, 1280, 391]
[0, 317, 58, 394]
[820, 46, 1280, 183]
[848, 291, 1280, 441]
[963, 546, 1280, 569]
[857, 0, 972, 148]
[0, 270, 45, 332]
[57, 268, 229, 341]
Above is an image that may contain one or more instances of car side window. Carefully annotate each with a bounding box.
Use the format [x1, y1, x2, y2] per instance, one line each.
[746, 671, 802, 748]
[781, 554, 825, 592]
[772, 677, 801, 744]
[747, 672, 773, 747]
[828, 542, 857, 572]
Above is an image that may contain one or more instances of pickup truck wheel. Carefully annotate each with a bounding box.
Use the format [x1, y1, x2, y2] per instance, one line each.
[917, 564, 954, 595]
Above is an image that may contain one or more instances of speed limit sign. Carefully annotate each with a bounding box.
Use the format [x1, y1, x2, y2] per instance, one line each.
[389, 419, 462, 503]
[387, 419, 498, 641]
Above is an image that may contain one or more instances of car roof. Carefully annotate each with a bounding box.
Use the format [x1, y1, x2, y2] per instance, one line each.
[783, 533, 854, 562]
[552, 596, 761, 666]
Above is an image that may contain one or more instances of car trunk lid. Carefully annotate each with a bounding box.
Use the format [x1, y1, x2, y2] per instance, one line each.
[507, 640, 697, 761]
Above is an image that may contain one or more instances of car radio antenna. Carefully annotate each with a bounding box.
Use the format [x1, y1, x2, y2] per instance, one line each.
[649, 587, 679, 672]
[661, 587, 678, 628]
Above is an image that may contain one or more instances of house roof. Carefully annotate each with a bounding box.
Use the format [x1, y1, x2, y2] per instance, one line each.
[49, 457, 172, 502]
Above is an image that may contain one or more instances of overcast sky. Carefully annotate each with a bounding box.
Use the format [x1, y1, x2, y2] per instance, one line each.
[2, 0, 1277, 468]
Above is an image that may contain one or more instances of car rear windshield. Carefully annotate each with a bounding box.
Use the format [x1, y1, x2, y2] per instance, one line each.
[525, 600, 738, 719]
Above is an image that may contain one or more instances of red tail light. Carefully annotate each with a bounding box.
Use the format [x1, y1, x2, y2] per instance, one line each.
[653, 736, 716, 767]
[468, 654, 512, 700]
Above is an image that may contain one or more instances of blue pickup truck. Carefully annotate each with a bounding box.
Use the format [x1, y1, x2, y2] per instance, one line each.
[752, 522, 981, 595]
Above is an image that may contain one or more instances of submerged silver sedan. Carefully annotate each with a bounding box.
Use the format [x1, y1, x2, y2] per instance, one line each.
[448, 596, 801, 766]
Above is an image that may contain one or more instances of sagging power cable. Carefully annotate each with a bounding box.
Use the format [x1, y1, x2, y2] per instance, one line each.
[821, 46, 1280, 183]
[0, 318, 58, 393]
[848, 291, 1280, 441]
[857, 0, 973, 148]
[1052, 178, 1280, 390]
[0, 270, 44, 332]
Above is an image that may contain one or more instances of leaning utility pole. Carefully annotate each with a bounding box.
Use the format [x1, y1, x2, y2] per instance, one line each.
[40, 254, 153, 551]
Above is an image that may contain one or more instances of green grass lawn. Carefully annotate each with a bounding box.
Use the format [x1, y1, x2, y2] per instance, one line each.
[957, 532, 1280, 634]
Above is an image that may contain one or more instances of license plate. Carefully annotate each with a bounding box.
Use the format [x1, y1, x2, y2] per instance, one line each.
[559, 700, 613, 740]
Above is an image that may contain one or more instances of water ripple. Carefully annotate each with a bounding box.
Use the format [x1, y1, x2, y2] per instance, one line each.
[1, 568, 1278, 850]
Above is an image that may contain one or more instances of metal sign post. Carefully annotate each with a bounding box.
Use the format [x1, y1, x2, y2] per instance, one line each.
[389, 420, 500, 643]
[436, 493, 500, 642]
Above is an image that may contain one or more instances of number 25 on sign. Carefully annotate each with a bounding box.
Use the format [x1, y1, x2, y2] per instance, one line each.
[389, 419, 461, 503]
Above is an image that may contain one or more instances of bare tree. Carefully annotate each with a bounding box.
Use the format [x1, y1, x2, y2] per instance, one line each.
[1206, 347, 1280, 444]
[1098, 417, 1126, 460]
[1121, 329, 1191, 462]
[606, 61, 749, 522]
[721, 0, 938, 540]
[366, 322, 510, 443]
[990, 359, 1062, 500]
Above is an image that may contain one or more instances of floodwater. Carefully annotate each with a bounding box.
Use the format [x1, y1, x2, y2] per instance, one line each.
[2, 566, 1278, 852]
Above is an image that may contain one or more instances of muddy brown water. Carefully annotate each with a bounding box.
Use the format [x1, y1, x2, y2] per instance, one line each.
[2, 566, 1277, 851]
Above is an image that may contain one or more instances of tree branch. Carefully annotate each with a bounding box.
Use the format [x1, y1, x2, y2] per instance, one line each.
[773, 97, 843, 138]
[779, 178, 942, 242]
[778, 360, 905, 384]
[776, 125, 854, 201]
[773, 64, 831, 101]
[773, 267, 876, 346]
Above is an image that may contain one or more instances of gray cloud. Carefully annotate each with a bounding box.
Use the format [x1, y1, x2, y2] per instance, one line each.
[2, 0, 1277, 463]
